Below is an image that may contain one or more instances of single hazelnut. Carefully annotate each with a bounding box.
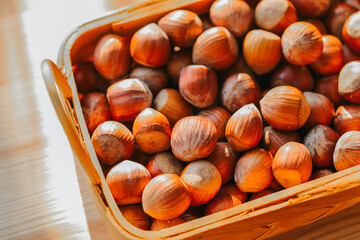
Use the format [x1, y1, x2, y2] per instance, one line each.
[209, 0, 252, 37]
[204, 195, 242, 216]
[180, 160, 222, 206]
[73, 63, 99, 94]
[333, 131, 360, 171]
[130, 23, 171, 67]
[270, 63, 314, 92]
[221, 73, 261, 113]
[225, 103, 263, 151]
[314, 75, 346, 107]
[146, 152, 184, 178]
[193, 27, 238, 71]
[260, 86, 311, 131]
[342, 11, 360, 53]
[234, 148, 274, 192]
[338, 61, 360, 104]
[179, 65, 218, 108]
[263, 126, 302, 157]
[106, 78, 152, 122]
[81, 92, 111, 135]
[289, 0, 330, 18]
[334, 105, 360, 135]
[93, 34, 131, 80]
[218, 183, 247, 203]
[243, 30, 282, 75]
[282, 22, 324, 66]
[151, 217, 185, 231]
[255, 0, 298, 35]
[166, 50, 192, 85]
[303, 92, 335, 130]
[171, 116, 217, 162]
[205, 142, 238, 185]
[343, 44, 360, 65]
[91, 121, 134, 165]
[158, 10, 203, 48]
[326, 3, 357, 40]
[272, 142, 313, 188]
[106, 160, 151, 205]
[304, 124, 340, 169]
[153, 88, 194, 127]
[142, 174, 191, 220]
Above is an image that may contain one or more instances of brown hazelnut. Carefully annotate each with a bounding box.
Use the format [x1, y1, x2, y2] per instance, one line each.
[197, 107, 231, 140]
[81, 92, 111, 135]
[282, 22, 324, 66]
[93, 34, 131, 80]
[304, 124, 340, 169]
[334, 105, 360, 135]
[158, 10, 203, 48]
[129, 66, 167, 96]
[338, 61, 360, 104]
[270, 62, 314, 92]
[342, 11, 360, 53]
[221, 73, 261, 113]
[209, 0, 252, 37]
[73, 63, 99, 94]
[289, 0, 330, 18]
[263, 126, 301, 157]
[326, 3, 357, 40]
[179, 65, 218, 108]
[106, 78, 152, 122]
[204, 195, 242, 216]
[166, 50, 192, 85]
[146, 152, 184, 178]
[225, 104, 263, 152]
[260, 86, 311, 131]
[151, 217, 185, 231]
[314, 75, 346, 107]
[119, 204, 151, 230]
[243, 30, 282, 75]
[130, 23, 171, 67]
[333, 131, 360, 171]
[304, 19, 328, 34]
[343, 44, 360, 64]
[171, 116, 217, 162]
[255, 0, 298, 35]
[193, 27, 238, 71]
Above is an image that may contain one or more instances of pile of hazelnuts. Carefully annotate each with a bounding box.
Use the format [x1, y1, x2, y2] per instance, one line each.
[73, 0, 360, 231]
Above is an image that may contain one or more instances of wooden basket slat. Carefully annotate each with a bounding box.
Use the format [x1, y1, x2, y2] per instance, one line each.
[46, 0, 360, 239]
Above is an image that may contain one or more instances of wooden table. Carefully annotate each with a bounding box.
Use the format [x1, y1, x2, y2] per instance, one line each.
[0, 0, 359, 239]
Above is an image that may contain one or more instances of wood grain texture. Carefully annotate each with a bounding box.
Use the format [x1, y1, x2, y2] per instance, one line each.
[0, 0, 360, 240]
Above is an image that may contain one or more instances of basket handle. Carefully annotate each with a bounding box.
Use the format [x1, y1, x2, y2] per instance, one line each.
[41, 59, 101, 185]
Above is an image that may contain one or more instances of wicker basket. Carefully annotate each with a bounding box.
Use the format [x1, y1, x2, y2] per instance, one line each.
[41, 0, 360, 239]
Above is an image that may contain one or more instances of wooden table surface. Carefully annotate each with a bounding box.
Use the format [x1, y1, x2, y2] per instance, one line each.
[1, 0, 359, 239]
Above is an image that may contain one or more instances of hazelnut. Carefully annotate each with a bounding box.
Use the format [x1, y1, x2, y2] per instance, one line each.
[142, 174, 191, 220]
[272, 142, 313, 188]
[234, 148, 274, 192]
[338, 61, 360, 104]
[282, 22, 324, 66]
[205, 142, 238, 185]
[81, 92, 111, 135]
[171, 116, 217, 162]
[326, 3, 357, 40]
[343, 44, 360, 65]
[146, 152, 184, 178]
[310, 35, 344, 75]
[180, 160, 222, 206]
[221, 73, 261, 113]
[225, 103, 263, 152]
[166, 50, 192, 85]
[179, 65, 218, 108]
[193, 27, 238, 71]
[106, 160, 151, 205]
[255, 0, 298, 35]
[270, 62, 314, 92]
[289, 0, 330, 18]
[91, 121, 134, 165]
[132, 108, 171, 154]
[260, 86, 311, 131]
[73, 63, 99, 94]
[333, 131, 360, 171]
[130, 23, 171, 67]
[305, 19, 328, 34]
[218, 183, 247, 203]
[158, 10, 203, 48]
[345, 0, 360, 9]
[129, 66, 168, 96]
[151, 217, 185, 231]
[93, 34, 131, 80]
[106, 78, 152, 122]
[303, 92, 335, 130]
[243, 30, 282, 75]
[342, 11, 360, 53]
[304, 125, 340, 169]
[334, 105, 360, 135]
[263, 126, 302, 157]
[209, 0, 251, 37]
[204, 195, 242, 216]
[153, 88, 194, 127]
